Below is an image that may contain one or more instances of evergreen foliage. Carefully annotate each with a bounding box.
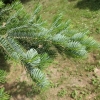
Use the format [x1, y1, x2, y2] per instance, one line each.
[0, 0, 4, 8]
[0, 69, 9, 100]
[0, 69, 6, 83]
[0, 1, 99, 88]
[0, 88, 10, 100]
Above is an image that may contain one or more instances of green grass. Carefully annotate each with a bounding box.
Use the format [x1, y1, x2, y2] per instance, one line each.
[23, 0, 100, 34]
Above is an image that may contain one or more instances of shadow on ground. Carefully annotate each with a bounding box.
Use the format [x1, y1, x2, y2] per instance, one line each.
[0, 53, 11, 72]
[4, 82, 40, 100]
[75, 0, 100, 11]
